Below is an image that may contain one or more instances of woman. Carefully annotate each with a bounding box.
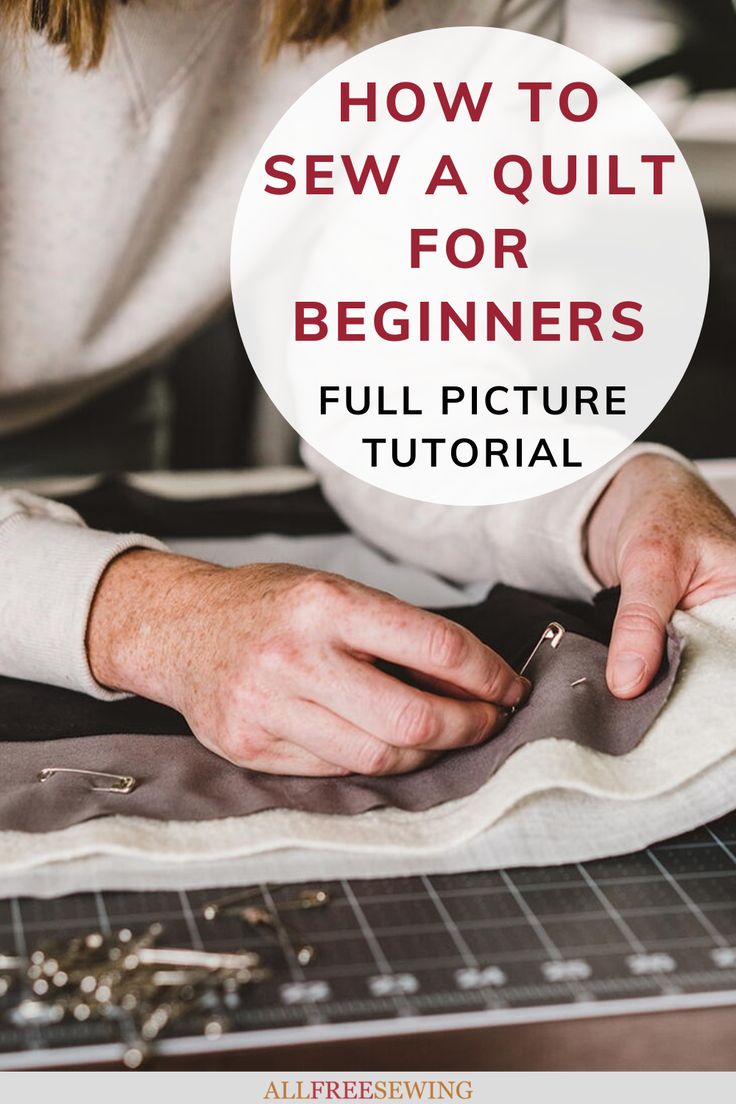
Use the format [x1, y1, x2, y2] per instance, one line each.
[1, 0, 735, 776]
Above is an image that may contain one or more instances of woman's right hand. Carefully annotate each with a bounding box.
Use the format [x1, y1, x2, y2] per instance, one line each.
[87, 551, 529, 776]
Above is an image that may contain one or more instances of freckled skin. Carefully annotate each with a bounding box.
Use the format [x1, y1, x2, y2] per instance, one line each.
[587, 455, 736, 698]
[86, 455, 736, 774]
[87, 559, 528, 776]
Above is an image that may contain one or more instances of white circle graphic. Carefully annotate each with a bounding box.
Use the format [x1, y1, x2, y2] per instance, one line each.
[231, 27, 708, 505]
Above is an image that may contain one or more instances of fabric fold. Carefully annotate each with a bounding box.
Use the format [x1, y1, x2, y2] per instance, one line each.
[0, 594, 731, 878]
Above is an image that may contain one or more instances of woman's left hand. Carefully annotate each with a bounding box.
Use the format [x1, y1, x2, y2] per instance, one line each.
[586, 453, 736, 699]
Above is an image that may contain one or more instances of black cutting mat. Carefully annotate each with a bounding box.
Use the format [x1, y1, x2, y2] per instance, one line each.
[2, 812, 736, 1068]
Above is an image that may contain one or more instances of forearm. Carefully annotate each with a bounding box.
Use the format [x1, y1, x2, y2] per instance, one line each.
[302, 442, 694, 597]
[87, 548, 223, 704]
[85, 549, 529, 776]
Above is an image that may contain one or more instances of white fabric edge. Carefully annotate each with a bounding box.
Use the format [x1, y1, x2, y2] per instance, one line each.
[5, 750, 736, 899]
[0, 594, 733, 874]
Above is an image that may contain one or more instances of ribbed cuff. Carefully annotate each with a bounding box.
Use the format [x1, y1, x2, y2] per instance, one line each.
[0, 514, 166, 700]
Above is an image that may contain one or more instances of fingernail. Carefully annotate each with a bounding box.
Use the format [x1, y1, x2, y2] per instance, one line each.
[504, 678, 532, 713]
[512, 677, 532, 706]
[611, 653, 646, 693]
[492, 710, 509, 737]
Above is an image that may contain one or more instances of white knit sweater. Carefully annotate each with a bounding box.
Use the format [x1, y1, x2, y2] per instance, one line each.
[0, 0, 685, 698]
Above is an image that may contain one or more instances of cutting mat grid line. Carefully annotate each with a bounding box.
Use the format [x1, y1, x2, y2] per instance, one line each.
[2, 812, 736, 1062]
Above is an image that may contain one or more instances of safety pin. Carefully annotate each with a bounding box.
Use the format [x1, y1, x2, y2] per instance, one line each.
[238, 905, 316, 967]
[134, 948, 262, 971]
[509, 622, 566, 715]
[37, 767, 137, 794]
[228, 888, 328, 919]
[202, 886, 268, 921]
[519, 621, 566, 679]
[0, 955, 24, 971]
[202, 885, 328, 921]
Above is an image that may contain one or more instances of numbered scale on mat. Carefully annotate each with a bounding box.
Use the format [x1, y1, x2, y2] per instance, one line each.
[2, 813, 736, 1068]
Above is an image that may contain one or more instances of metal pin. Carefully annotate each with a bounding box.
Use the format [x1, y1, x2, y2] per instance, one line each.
[10, 998, 64, 1026]
[150, 969, 208, 987]
[123, 1045, 148, 1070]
[4, 923, 273, 1069]
[239, 905, 315, 966]
[295, 945, 316, 967]
[508, 622, 566, 716]
[38, 767, 136, 794]
[0, 955, 24, 971]
[518, 621, 566, 679]
[204, 1015, 229, 1038]
[202, 886, 266, 921]
[277, 889, 330, 912]
[570, 677, 588, 688]
[203, 885, 329, 922]
[226, 888, 329, 920]
[135, 948, 261, 971]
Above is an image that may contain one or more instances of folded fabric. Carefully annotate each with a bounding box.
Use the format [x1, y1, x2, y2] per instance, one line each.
[5, 752, 736, 899]
[0, 593, 733, 879]
[0, 582, 680, 831]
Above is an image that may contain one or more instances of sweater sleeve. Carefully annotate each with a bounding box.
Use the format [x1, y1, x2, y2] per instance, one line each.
[0, 489, 166, 699]
[302, 443, 695, 600]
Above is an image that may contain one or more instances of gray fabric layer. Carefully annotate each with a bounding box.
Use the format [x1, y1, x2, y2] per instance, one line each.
[0, 627, 681, 834]
[5, 750, 734, 900]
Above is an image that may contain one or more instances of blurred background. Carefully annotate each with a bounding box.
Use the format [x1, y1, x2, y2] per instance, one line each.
[50, 0, 736, 474]
[567, 0, 736, 460]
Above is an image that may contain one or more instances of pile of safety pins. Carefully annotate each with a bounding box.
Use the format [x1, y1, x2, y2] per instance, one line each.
[0, 884, 330, 1068]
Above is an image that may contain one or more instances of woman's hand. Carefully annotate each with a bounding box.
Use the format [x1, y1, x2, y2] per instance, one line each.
[87, 553, 529, 775]
[587, 454, 736, 699]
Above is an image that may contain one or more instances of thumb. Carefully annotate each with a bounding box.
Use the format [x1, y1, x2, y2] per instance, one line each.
[607, 560, 681, 699]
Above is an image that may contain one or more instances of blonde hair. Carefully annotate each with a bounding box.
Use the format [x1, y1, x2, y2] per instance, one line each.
[1, 0, 394, 70]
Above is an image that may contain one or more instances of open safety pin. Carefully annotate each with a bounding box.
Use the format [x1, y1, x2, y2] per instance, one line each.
[37, 767, 137, 794]
[518, 621, 566, 679]
[509, 622, 566, 715]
